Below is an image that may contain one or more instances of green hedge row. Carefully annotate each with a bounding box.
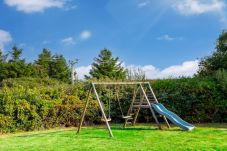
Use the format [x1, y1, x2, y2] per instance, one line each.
[152, 76, 227, 123]
[0, 78, 99, 133]
[0, 75, 227, 133]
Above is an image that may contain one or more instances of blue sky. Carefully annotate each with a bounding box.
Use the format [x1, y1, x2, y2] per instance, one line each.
[0, 0, 227, 79]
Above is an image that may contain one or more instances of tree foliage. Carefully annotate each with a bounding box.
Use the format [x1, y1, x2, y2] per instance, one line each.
[198, 30, 227, 76]
[88, 49, 126, 80]
[0, 47, 70, 82]
[35, 48, 52, 77]
[49, 54, 70, 82]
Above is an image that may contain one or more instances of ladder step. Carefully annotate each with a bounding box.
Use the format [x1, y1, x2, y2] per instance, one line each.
[133, 105, 150, 108]
[125, 117, 133, 120]
[122, 116, 132, 119]
[133, 101, 147, 104]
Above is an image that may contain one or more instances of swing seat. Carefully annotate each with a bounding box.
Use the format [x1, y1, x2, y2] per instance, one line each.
[101, 118, 111, 122]
[122, 116, 132, 119]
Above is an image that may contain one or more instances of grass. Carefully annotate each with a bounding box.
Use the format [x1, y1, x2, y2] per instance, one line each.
[0, 124, 227, 151]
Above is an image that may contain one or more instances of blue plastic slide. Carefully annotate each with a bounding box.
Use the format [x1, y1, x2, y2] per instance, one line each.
[152, 103, 195, 131]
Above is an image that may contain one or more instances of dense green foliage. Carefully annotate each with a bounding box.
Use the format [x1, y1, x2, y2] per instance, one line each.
[0, 78, 99, 133]
[87, 49, 126, 80]
[152, 76, 227, 123]
[0, 124, 227, 150]
[198, 30, 227, 76]
[0, 47, 70, 83]
[0, 76, 227, 133]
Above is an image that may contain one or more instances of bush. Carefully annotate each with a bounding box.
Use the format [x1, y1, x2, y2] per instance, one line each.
[0, 78, 99, 133]
[151, 77, 227, 123]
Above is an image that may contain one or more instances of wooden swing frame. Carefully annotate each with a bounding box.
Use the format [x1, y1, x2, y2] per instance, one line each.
[76, 82, 170, 137]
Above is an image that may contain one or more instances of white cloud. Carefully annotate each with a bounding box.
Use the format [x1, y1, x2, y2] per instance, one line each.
[127, 60, 199, 79]
[61, 37, 76, 45]
[80, 30, 92, 40]
[0, 29, 12, 50]
[138, 1, 150, 8]
[4, 0, 67, 13]
[157, 34, 176, 41]
[172, 0, 225, 15]
[76, 60, 199, 80]
[76, 65, 92, 80]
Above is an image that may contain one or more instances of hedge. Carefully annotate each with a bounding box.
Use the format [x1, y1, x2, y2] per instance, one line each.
[0, 76, 226, 133]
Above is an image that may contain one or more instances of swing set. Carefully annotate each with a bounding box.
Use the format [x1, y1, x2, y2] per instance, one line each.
[77, 82, 170, 137]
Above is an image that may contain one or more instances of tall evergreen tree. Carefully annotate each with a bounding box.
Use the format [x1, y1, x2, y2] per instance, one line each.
[0, 49, 3, 63]
[7, 46, 28, 78]
[35, 48, 52, 77]
[198, 30, 227, 76]
[49, 54, 70, 82]
[9, 46, 23, 63]
[87, 48, 126, 80]
[0, 49, 5, 81]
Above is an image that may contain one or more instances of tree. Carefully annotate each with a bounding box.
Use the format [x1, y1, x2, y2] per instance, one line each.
[126, 67, 146, 80]
[7, 46, 28, 78]
[35, 48, 52, 77]
[198, 30, 227, 76]
[87, 48, 126, 80]
[0, 49, 3, 63]
[49, 54, 70, 82]
[0, 49, 6, 81]
[9, 46, 23, 63]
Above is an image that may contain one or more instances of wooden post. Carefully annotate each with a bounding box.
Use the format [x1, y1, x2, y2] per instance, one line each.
[69, 59, 78, 85]
[147, 83, 171, 128]
[92, 83, 113, 137]
[140, 83, 162, 130]
[77, 86, 92, 134]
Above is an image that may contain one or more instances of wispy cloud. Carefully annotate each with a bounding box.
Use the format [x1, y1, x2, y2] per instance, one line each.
[171, 0, 225, 15]
[0, 29, 12, 50]
[80, 30, 92, 40]
[4, 0, 68, 13]
[157, 34, 181, 41]
[76, 60, 199, 80]
[61, 37, 76, 45]
[138, 1, 150, 8]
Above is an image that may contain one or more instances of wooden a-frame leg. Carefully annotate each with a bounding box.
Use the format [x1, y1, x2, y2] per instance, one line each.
[163, 116, 171, 128]
[140, 84, 162, 130]
[92, 84, 113, 137]
[147, 83, 170, 128]
[77, 86, 92, 134]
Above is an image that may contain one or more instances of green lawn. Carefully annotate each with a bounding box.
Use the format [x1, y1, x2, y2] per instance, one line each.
[0, 124, 226, 151]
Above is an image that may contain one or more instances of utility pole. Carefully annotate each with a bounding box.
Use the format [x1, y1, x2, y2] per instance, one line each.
[69, 59, 78, 85]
